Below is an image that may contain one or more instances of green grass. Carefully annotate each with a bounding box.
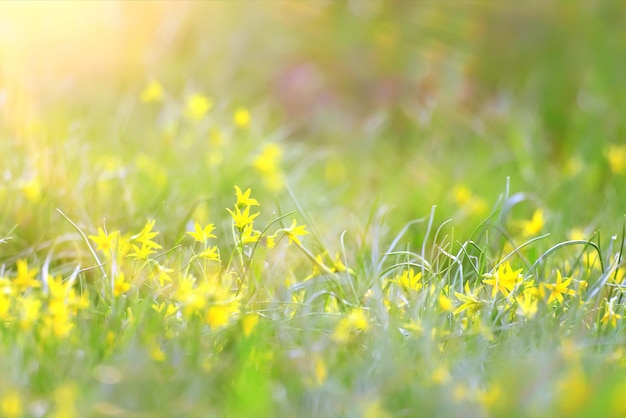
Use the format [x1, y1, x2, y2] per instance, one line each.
[1, 2, 626, 417]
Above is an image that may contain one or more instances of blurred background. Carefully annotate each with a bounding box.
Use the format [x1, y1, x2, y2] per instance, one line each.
[1, 0, 625, 251]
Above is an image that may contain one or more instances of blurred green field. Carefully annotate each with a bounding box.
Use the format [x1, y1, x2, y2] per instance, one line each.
[1, 2, 626, 417]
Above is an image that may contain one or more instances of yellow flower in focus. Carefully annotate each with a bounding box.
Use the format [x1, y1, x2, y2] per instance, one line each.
[227, 205, 260, 230]
[140, 80, 164, 103]
[544, 270, 575, 304]
[606, 144, 626, 175]
[233, 107, 251, 128]
[89, 228, 119, 253]
[282, 219, 309, 246]
[234, 185, 260, 207]
[482, 262, 523, 298]
[127, 243, 156, 260]
[186, 222, 217, 242]
[185, 93, 213, 120]
[132, 219, 161, 249]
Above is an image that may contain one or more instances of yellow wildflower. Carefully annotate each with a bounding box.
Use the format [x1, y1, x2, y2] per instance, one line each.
[185, 93, 213, 120]
[227, 205, 260, 230]
[113, 273, 131, 297]
[396, 268, 422, 292]
[0, 391, 22, 418]
[13, 259, 40, 289]
[515, 293, 538, 319]
[186, 222, 217, 242]
[606, 144, 626, 175]
[520, 209, 545, 237]
[233, 107, 251, 128]
[234, 185, 260, 207]
[127, 243, 156, 260]
[206, 304, 236, 329]
[601, 297, 622, 328]
[544, 270, 575, 304]
[242, 313, 259, 337]
[140, 80, 164, 103]
[197, 246, 220, 262]
[482, 262, 523, 298]
[88, 228, 119, 253]
[132, 219, 161, 249]
[282, 219, 308, 245]
[454, 282, 483, 315]
[332, 308, 370, 343]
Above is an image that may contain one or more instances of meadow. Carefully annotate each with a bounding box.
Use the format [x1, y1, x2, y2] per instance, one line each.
[1, 2, 626, 417]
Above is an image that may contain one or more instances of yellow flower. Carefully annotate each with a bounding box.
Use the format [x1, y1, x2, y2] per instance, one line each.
[431, 364, 450, 384]
[21, 178, 41, 202]
[1, 390, 22, 418]
[19, 295, 41, 330]
[253, 143, 282, 175]
[89, 228, 119, 253]
[606, 144, 626, 175]
[227, 205, 260, 230]
[196, 246, 220, 262]
[206, 304, 236, 328]
[454, 282, 483, 315]
[13, 259, 40, 289]
[186, 222, 217, 242]
[242, 313, 259, 337]
[332, 308, 370, 343]
[482, 262, 523, 298]
[396, 268, 422, 292]
[282, 219, 308, 245]
[601, 297, 622, 328]
[127, 243, 156, 260]
[140, 80, 164, 103]
[544, 270, 575, 304]
[150, 344, 166, 362]
[233, 107, 251, 128]
[520, 209, 545, 237]
[113, 274, 131, 297]
[438, 293, 453, 312]
[185, 93, 213, 120]
[132, 219, 161, 249]
[234, 185, 259, 207]
[515, 293, 538, 319]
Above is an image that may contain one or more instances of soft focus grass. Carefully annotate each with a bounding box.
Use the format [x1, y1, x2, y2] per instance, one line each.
[1, 2, 626, 417]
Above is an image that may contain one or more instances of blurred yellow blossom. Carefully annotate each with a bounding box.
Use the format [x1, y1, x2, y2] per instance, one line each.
[332, 308, 369, 343]
[140, 80, 164, 103]
[0, 391, 22, 418]
[185, 93, 213, 120]
[233, 106, 251, 128]
[520, 209, 545, 237]
[606, 144, 626, 175]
